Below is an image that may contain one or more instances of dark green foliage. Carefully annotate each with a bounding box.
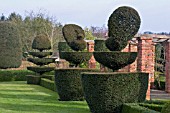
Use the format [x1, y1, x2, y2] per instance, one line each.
[27, 58, 55, 66]
[61, 51, 92, 66]
[0, 21, 22, 69]
[106, 6, 141, 51]
[55, 68, 99, 101]
[139, 103, 163, 112]
[94, 39, 110, 51]
[81, 72, 148, 113]
[122, 103, 160, 113]
[42, 75, 55, 81]
[28, 52, 52, 58]
[40, 78, 56, 91]
[161, 102, 170, 113]
[32, 34, 51, 51]
[93, 51, 137, 71]
[58, 41, 73, 59]
[0, 70, 33, 81]
[62, 24, 86, 51]
[26, 75, 41, 84]
[27, 66, 54, 75]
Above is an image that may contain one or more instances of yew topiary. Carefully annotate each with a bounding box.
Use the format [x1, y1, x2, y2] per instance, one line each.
[62, 24, 86, 51]
[0, 21, 22, 69]
[106, 6, 141, 51]
[32, 34, 51, 52]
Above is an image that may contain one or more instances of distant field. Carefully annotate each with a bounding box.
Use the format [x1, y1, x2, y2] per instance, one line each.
[0, 81, 90, 113]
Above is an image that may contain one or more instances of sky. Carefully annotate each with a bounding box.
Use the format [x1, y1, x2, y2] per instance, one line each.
[0, 0, 170, 33]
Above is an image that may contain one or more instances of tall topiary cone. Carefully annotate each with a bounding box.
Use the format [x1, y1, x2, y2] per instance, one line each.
[27, 34, 55, 84]
[81, 6, 149, 113]
[0, 21, 22, 69]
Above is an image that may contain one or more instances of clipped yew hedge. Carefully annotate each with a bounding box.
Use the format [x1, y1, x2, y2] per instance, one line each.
[55, 68, 99, 101]
[0, 22, 22, 69]
[60, 51, 92, 66]
[40, 78, 56, 91]
[81, 72, 149, 113]
[93, 51, 137, 71]
[122, 103, 160, 113]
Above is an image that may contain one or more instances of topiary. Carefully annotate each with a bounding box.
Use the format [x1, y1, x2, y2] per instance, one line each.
[81, 6, 148, 113]
[62, 24, 86, 51]
[106, 6, 141, 51]
[0, 21, 22, 69]
[27, 34, 55, 84]
[32, 34, 51, 52]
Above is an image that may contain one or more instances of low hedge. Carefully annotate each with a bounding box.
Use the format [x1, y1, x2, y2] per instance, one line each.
[0, 70, 34, 81]
[81, 72, 149, 113]
[139, 103, 163, 112]
[55, 68, 99, 101]
[122, 103, 160, 113]
[40, 78, 56, 91]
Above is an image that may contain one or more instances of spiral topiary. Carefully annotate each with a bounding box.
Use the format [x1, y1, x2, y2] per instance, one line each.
[32, 34, 51, 52]
[106, 6, 141, 51]
[62, 24, 86, 51]
[0, 21, 22, 69]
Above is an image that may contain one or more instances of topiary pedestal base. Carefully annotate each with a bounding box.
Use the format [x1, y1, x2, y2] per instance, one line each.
[55, 68, 98, 101]
[26, 75, 41, 85]
[81, 72, 149, 113]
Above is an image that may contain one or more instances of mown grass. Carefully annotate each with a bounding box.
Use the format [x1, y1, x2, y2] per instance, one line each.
[0, 81, 90, 113]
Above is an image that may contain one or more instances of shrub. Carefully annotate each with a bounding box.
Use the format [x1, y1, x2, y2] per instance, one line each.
[32, 34, 51, 51]
[139, 103, 163, 112]
[40, 78, 56, 91]
[55, 68, 99, 101]
[0, 21, 22, 69]
[106, 6, 141, 51]
[122, 103, 160, 113]
[81, 72, 148, 113]
[62, 24, 86, 51]
[0, 70, 34, 81]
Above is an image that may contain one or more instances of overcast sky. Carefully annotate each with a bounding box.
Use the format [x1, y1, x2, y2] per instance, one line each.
[0, 0, 170, 33]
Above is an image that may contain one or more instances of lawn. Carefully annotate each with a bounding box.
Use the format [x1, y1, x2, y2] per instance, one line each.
[0, 81, 90, 113]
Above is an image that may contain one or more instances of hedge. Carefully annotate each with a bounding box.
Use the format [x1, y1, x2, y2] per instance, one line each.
[122, 103, 160, 113]
[40, 78, 56, 91]
[55, 68, 99, 101]
[93, 51, 137, 71]
[81, 72, 149, 113]
[0, 21, 22, 68]
[0, 70, 34, 81]
[139, 103, 163, 112]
